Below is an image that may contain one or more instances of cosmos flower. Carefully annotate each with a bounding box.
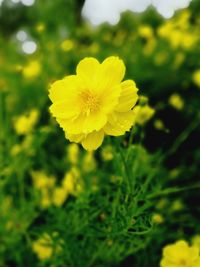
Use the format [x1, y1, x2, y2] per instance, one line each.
[160, 240, 200, 267]
[49, 57, 139, 150]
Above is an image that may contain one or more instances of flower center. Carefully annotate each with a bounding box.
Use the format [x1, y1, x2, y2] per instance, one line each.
[79, 90, 100, 114]
[179, 259, 188, 267]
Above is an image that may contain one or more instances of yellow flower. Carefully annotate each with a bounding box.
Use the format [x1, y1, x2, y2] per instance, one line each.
[138, 25, 153, 39]
[49, 57, 139, 150]
[31, 171, 56, 208]
[52, 187, 68, 207]
[82, 152, 97, 173]
[32, 233, 63, 261]
[60, 39, 74, 52]
[32, 233, 53, 260]
[160, 240, 200, 267]
[31, 171, 56, 190]
[193, 70, 200, 88]
[134, 105, 155, 125]
[101, 145, 114, 161]
[62, 167, 83, 195]
[154, 119, 165, 130]
[67, 143, 79, 165]
[13, 109, 39, 135]
[22, 60, 41, 79]
[36, 23, 45, 33]
[169, 93, 184, 110]
[152, 213, 164, 224]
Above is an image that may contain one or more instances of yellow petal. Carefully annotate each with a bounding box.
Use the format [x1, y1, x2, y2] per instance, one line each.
[115, 80, 139, 112]
[192, 259, 200, 267]
[81, 130, 104, 151]
[160, 259, 177, 267]
[49, 75, 80, 102]
[49, 99, 79, 119]
[57, 114, 85, 134]
[99, 56, 125, 89]
[83, 111, 107, 133]
[66, 133, 85, 143]
[76, 57, 100, 87]
[104, 110, 136, 136]
[163, 241, 190, 262]
[189, 246, 200, 261]
[100, 84, 121, 114]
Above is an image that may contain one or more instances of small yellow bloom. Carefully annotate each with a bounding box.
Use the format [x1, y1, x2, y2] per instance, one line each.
[152, 213, 164, 224]
[154, 119, 165, 130]
[193, 70, 200, 88]
[82, 152, 97, 173]
[32, 233, 53, 260]
[22, 60, 41, 79]
[31, 171, 56, 190]
[138, 25, 153, 39]
[60, 39, 74, 52]
[49, 57, 139, 150]
[67, 143, 79, 165]
[62, 168, 83, 195]
[171, 200, 184, 212]
[36, 23, 45, 33]
[134, 105, 155, 125]
[169, 93, 184, 110]
[160, 240, 200, 267]
[13, 109, 39, 135]
[52, 187, 68, 207]
[101, 145, 114, 161]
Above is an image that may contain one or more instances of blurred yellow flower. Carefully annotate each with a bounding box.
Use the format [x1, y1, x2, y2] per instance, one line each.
[22, 60, 41, 79]
[13, 109, 39, 135]
[32, 233, 53, 260]
[62, 167, 83, 196]
[134, 105, 155, 125]
[154, 119, 165, 131]
[169, 93, 184, 110]
[82, 152, 97, 173]
[36, 23, 45, 33]
[31, 171, 56, 190]
[152, 213, 164, 224]
[31, 171, 56, 208]
[49, 57, 139, 150]
[160, 240, 200, 267]
[67, 143, 79, 165]
[60, 39, 74, 52]
[192, 70, 200, 88]
[138, 25, 153, 39]
[52, 187, 68, 207]
[101, 145, 114, 161]
[32, 233, 63, 261]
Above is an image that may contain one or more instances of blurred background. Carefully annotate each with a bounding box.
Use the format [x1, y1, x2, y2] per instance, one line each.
[0, 0, 200, 266]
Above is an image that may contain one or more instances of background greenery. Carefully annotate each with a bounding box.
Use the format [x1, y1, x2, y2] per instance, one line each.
[0, 0, 200, 266]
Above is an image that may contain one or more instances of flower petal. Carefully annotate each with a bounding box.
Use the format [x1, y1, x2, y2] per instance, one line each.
[83, 111, 107, 133]
[49, 75, 80, 102]
[99, 56, 126, 89]
[49, 99, 79, 119]
[100, 84, 121, 114]
[115, 80, 139, 112]
[66, 133, 85, 143]
[104, 110, 136, 136]
[81, 130, 104, 151]
[76, 57, 100, 87]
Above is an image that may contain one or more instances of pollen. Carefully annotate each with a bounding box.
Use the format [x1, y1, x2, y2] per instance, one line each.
[79, 90, 100, 114]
